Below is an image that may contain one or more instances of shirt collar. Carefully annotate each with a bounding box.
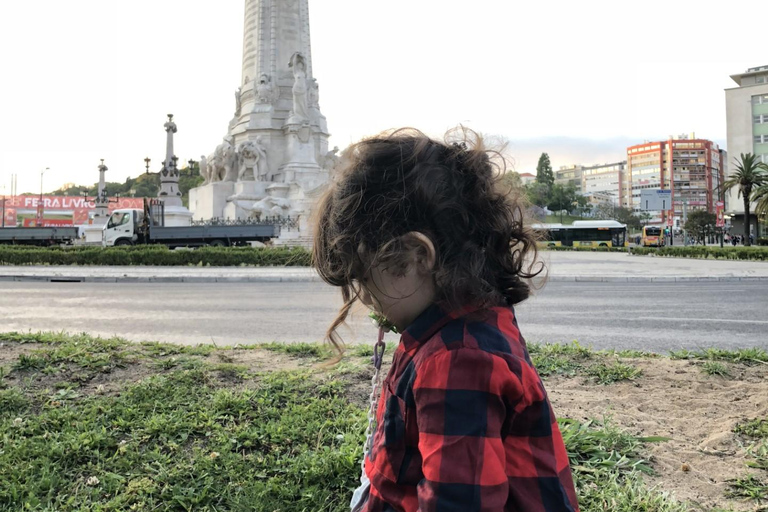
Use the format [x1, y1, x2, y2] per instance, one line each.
[400, 302, 481, 353]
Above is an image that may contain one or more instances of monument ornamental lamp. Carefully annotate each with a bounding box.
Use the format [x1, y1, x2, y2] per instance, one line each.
[37, 167, 49, 227]
[144, 157, 151, 175]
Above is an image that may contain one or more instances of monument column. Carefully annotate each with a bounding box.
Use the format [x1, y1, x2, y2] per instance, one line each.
[159, 114, 182, 207]
[157, 114, 193, 226]
[94, 160, 109, 220]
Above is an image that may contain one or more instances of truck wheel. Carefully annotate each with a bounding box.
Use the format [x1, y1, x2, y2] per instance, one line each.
[115, 239, 132, 247]
[209, 239, 227, 247]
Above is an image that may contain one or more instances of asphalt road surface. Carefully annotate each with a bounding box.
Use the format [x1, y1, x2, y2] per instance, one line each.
[1, 281, 766, 353]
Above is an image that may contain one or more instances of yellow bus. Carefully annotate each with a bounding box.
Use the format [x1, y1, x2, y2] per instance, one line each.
[641, 226, 665, 247]
[533, 220, 628, 248]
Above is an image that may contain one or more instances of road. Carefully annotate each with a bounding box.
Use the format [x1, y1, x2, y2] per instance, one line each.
[0, 281, 765, 353]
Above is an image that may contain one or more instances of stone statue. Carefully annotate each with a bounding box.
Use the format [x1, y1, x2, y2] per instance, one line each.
[319, 146, 341, 176]
[237, 138, 268, 181]
[288, 52, 309, 121]
[255, 73, 278, 104]
[211, 141, 237, 182]
[234, 87, 242, 116]
[200, 155, 210, 185]
[308, 78, 319, 108]
[249, 196, 291, 218]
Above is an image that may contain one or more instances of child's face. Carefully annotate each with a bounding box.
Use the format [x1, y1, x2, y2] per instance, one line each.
[358, 255, 436, 332]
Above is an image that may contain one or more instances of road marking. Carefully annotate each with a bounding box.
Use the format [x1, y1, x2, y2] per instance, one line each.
[634, 316, 768, 325]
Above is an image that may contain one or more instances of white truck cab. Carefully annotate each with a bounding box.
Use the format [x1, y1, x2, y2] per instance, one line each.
[103, 209, 142, 246]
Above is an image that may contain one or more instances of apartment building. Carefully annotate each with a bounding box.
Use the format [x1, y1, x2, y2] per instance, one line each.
[626, 134, 724, 227]
[554, 165, 584, 192]
[582, 162, 626, 207]
[725, 65, 768, 237]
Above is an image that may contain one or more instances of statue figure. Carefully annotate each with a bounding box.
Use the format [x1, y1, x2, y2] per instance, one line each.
[308, 78, 319, 108]
[255, 73, 278, 104]
[319, 146, 341, 176]
[237, 138, 268, 181]
[288, 52, 309, 121]
[211, 141, 237, 182]
[248, 196, 291, 219]
[199, 155, 210, 185]
[234, 87, 242, 116]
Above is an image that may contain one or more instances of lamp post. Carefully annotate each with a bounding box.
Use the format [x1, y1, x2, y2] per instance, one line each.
[144, 157, 151, 175]
[37, 167, 49, 227]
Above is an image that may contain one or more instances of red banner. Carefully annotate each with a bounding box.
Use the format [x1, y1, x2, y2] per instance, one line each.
[0, 195, 145, 227]
[716, 201, 725, 228]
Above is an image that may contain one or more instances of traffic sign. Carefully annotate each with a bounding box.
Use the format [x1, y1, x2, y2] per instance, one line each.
[640, 189, 672, 211]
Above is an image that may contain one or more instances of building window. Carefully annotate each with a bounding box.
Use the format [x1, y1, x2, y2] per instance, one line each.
[758, 76, 766, 84]
[756, 135, 763, 143]
[756, 115, 763, 124]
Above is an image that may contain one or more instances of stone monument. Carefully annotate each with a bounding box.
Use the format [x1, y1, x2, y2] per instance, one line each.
[158, 114, 193, 226]
[189, 0, 332, 245]
[82, 159, 111, 244]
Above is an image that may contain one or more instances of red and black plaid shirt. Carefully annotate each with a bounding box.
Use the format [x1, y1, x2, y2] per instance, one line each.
[359, 304, 579, 512]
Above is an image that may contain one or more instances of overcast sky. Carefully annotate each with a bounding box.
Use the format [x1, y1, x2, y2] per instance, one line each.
[0, 0, 763, 194]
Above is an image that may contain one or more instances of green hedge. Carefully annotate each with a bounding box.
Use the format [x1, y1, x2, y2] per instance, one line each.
[0, 245, 312, 266]
[544, 246, 627, 253]
[758, 237, 768, 246]
[630, 246, 768, 261]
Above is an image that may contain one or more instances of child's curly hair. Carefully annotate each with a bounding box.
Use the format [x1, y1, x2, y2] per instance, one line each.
[313, 127, 543, 349]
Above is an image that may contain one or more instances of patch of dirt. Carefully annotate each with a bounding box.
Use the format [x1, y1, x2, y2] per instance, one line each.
[0, 341, 45, 365]
[204, 349, 308, 373]
[546, 357, 768, 511]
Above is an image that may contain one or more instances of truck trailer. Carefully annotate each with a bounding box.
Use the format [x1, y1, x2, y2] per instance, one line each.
[0, 227, 79, 246]
[102, 202, 280, 248]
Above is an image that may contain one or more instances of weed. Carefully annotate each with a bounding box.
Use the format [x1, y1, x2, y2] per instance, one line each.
[13, 353, 49, 371]
[585, 361, 643, 385]
[701, 360, 731, 378]
[726, 474, 768, 503]
[259, 341, 332, 359]
[735, 418, 768, 439]
[0, 388, 28, 418]
[670, 347, 768, 364]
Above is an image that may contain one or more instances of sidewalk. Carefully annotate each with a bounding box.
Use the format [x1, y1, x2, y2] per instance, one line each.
[1, 252, 767, 283]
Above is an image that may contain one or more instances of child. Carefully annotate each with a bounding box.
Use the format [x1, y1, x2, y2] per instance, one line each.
[313, 128, 579, 512]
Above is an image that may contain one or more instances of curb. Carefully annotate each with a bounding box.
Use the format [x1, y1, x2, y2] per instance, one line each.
[1, 274, 767, 284]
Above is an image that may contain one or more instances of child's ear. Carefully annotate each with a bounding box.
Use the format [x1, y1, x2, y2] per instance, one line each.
[401, 232, 436, 275]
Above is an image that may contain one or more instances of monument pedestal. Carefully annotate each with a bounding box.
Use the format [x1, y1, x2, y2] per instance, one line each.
[190, 182, 235, 221]
[163, 205, 193, 227]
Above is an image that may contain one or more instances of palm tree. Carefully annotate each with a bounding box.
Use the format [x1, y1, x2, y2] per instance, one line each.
[753, 184, 768, 239]
[722, 153, 768, 246]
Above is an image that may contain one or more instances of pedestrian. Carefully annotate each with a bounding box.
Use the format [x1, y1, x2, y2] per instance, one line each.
[313, 128, 579, 512]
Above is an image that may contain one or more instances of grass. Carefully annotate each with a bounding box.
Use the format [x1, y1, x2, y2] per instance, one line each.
[0, 331, 763, 511]
[734, 418, 768, 439]
[669, 347, 768, 364]
[585, 361, 643, 385]
[700, 360, 732, 378]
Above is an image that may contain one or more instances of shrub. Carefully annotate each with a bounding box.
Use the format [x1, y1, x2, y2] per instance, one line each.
[0, 245, 312, 266]
[630, 246, 768, 261]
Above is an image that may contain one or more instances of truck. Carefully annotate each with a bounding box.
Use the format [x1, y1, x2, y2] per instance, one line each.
[0, 226, 79, 246]
[102, 200, 280, 248]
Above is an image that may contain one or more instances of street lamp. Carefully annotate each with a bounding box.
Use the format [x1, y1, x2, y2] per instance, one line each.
[37, 167, 49, 227]
[144, 157, 151, 175]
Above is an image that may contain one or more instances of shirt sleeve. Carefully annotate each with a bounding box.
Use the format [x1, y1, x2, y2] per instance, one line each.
[413, 347, 577, 512]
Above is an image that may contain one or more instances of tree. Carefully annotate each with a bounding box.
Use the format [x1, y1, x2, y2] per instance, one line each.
[613, 206, 642, 231]
[525, 181, 549, 208]
[722, 153, 768, 246]
[592, 202, 616, 220]
[535, 153, 554, 189]
[546, 183, 578, 223]
[499, 171, 522, 190]
[752, 183, 768, 219]
[684, 210, 716, 244]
